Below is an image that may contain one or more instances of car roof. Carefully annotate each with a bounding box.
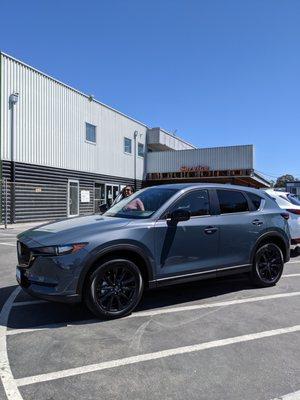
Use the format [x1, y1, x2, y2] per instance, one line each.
[147, 183, 264, 194]
[265, 189, 289, 196]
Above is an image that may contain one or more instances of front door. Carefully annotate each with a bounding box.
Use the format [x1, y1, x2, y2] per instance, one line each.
[68, 180, 79, 217]
[154, 189, 220, 278]
[106, 184, 120, 207]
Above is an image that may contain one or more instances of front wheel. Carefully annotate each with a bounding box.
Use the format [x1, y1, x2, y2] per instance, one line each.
[85, 258, 144, 319]
[250, 243, 284, 287]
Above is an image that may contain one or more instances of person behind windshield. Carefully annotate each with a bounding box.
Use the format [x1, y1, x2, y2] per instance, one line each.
[112, 185, 134, 207]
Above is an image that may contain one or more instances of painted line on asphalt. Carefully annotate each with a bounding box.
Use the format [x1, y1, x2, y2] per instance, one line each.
[272, 389, 300, 399]
[15, 324, 300, 387]
[287, 260, 300, 264]
[282, 274, 300, 278]
[7, 291, 300, 336]
[0, 242, 16, 247]
[0, 287, 24, 400]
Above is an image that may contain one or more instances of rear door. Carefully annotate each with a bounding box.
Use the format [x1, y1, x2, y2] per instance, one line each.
[154, 189, 220, 278]
[215, 189, 266, 269]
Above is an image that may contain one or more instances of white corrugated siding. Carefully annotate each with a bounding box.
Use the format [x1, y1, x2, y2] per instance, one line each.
[146, 145, 254, 173]
[0, 54, 146, 180]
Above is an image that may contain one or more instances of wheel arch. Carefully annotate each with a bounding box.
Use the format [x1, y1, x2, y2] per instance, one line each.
[250, 231, 290, 264]
[78, 243, 154, 296]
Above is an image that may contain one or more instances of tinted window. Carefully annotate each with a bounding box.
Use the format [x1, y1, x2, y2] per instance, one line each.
[105, 188, 178, 219]
[247, 192, 263, 210]
[217, 190, 249, 214]
[169, 190, 210, 217]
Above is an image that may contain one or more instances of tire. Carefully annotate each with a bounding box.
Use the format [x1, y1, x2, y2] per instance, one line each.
[85, 258, 144, 319]
[250, 243, 284, 288]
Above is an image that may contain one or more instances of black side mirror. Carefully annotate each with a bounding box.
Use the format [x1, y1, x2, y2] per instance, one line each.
[99, 203, 109, 213]
[167, 208, 191, 223]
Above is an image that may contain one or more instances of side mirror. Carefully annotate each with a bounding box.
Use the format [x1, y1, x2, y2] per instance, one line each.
[99, 203, 109, 213]
[168, 208, 191, 223]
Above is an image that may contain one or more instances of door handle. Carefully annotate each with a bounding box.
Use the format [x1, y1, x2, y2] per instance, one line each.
[252, 219, 263, 226]
[204, 226, 218, 235]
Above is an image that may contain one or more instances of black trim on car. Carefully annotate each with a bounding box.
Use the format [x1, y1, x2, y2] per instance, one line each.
[150, 264, 251, 288]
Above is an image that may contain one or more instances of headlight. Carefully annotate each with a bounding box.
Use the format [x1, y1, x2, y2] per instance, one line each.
[33, 243, 88, 256]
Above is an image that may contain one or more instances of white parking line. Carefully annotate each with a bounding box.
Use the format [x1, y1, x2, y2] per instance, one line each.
[0, 287, 23, 400]
[0, 242, 16, 247]
[287, 260, 300, 264]
[272, 389, 300, 399]
[7, 291, 300, 336]
[15, 324, 300, 387]
[282, 274, 300, 278]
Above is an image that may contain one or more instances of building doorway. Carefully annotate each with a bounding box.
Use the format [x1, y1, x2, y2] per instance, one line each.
[68, 180, 79, 217]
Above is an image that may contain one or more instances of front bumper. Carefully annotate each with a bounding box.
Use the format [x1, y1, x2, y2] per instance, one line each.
[15, 248, 86, 304]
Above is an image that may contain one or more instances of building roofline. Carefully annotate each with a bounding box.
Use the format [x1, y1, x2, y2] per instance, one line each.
[0, 51, 149, 128]
[148, 143, 253, 154]
[150, 127, 196, 149]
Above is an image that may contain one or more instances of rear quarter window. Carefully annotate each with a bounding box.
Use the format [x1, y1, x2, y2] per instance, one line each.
[247, 192, 263, 210]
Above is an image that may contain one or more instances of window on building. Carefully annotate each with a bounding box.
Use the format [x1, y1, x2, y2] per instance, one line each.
[124, 137, 132, 154]
[217, 190, 249, 214]
[168, 190, 210, 217]
[86, 123, 96, 143]
[138, 143, 144, 157]
[247, 192, 263, 210]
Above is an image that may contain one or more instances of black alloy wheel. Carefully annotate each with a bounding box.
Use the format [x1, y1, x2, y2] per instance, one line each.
[250, 243, 284, 287]
[85, 259, 144, 319]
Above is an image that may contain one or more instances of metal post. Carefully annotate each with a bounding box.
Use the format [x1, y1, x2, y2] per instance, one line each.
[9, 93, 19, 224]
[4, 178, 8, 229]
[134, 131, 138, 191]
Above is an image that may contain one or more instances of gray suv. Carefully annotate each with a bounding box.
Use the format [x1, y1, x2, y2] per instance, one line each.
[16, 184, 290, 319]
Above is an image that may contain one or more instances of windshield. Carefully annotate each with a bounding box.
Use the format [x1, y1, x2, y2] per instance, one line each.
[286, 194, 300, 206]
[104, 187, 179, 219]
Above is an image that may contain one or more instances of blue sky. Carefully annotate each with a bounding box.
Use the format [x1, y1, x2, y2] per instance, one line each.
[1, 0, 300, 180]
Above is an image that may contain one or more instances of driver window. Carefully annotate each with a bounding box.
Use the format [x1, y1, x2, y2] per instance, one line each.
[168, 190, 210, 217]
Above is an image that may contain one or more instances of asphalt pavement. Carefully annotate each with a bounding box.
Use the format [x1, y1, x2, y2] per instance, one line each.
[0, 226, 299, 400]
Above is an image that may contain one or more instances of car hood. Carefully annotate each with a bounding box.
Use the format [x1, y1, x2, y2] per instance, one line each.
[17, 215, 132, 247]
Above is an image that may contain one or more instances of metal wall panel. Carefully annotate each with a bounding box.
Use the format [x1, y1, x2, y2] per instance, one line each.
[1, 160, 142, 223]
[146, 145, 254, 173]
[0, 53, 147, 180]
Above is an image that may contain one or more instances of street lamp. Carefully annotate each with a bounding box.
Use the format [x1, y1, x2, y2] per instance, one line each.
[9, 92, 19, 223]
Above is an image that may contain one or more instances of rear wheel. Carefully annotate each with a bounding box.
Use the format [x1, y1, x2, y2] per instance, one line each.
[250, 243, 284, 287]
[85, 258, 144, 319]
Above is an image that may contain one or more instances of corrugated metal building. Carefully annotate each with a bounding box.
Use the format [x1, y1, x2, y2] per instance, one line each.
[0, 52, 269, 223]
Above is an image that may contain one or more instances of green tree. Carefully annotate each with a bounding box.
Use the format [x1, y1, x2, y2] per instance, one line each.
[275, 174, 295, 188]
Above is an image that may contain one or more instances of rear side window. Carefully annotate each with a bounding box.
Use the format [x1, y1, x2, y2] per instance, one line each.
[217, 190, 249, 214]
[247, 192, 263, 210]
[169, 190, 210, 217]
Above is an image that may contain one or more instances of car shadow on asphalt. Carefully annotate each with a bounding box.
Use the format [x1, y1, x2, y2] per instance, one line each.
[2, 274, 264, 331]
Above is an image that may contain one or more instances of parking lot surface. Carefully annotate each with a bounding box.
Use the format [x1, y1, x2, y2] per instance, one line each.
[0, 227, 300, 400]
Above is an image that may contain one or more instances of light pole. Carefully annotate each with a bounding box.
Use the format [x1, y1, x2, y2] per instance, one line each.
[133, 131, 138, 191]
[9, 92, 19, 223]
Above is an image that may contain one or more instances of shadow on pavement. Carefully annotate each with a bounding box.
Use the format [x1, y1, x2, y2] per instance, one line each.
[2, 274, 260, 331]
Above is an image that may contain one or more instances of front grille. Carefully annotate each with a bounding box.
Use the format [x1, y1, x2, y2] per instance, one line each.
[17, 241, 32, 266]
